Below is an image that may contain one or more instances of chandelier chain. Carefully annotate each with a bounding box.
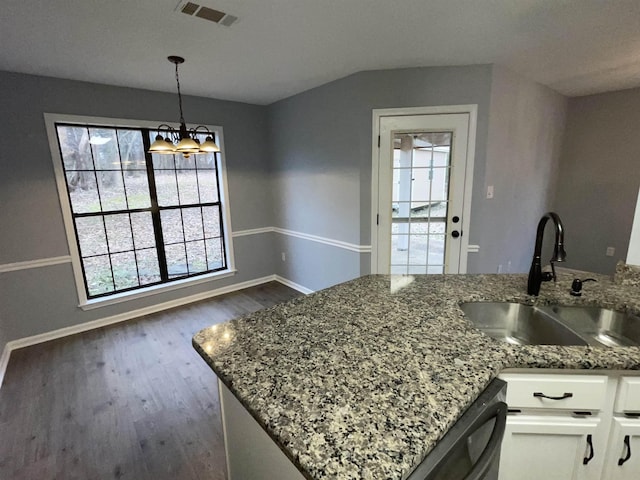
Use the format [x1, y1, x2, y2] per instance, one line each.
[175, 62, 185, 125]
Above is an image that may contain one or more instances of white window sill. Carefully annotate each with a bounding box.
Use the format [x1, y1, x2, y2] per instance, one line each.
[79, 269, 237, 311]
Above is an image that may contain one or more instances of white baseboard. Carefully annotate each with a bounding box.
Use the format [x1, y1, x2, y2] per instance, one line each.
[0, 274, 313, 389]
[274, 275, 315, 295]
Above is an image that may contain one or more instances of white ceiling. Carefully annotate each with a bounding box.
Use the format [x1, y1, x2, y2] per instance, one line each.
[2, 0, 640, 105]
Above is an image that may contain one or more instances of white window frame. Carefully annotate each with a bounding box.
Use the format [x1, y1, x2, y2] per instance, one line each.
[44, 113, 236, 310]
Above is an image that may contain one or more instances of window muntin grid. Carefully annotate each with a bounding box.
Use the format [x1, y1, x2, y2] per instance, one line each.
[390, 132, 452, 275]
[55, 123, 228, 299]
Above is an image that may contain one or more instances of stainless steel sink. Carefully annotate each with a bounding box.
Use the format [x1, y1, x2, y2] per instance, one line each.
[543, 305, 640, 347]
[459, 302, 588, 346]
[461, 302, 640, 347]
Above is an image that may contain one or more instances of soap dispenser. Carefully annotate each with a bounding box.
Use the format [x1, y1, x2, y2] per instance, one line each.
[570, 278, 597, 296]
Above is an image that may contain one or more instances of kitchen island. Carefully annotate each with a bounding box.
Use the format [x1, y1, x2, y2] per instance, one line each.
[193, 273, 640, 479]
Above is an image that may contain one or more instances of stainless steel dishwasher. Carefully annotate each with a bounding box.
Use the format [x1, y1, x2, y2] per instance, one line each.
[407, 378, 508, 480]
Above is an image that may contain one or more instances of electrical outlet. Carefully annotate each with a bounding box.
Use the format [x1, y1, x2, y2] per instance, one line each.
[497, 264, 503, 273]
[606, 247, 615, 257]
[486, 185, 494, 199]
[281, 252, 286, 261]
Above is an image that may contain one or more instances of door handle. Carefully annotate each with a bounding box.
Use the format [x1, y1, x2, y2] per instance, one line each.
[461, 402, 508, 480]
[618, 435, 631, 466]
[533, 392, 573, 401]
[422, 401, 508, 480]
[583, 434, 595, 465]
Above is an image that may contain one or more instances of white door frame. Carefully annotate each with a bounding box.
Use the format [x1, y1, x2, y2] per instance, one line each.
[371, 105, 478, 274]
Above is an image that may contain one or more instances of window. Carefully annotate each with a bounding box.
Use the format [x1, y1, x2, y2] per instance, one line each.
[46, 115, 234, 306]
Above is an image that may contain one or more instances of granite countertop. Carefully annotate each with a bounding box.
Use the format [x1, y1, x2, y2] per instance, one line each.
[193, 271, 640, 480]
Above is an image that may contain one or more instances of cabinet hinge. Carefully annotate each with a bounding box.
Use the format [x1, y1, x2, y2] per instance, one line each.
[376, 213, 379, 225]
[377, 136, 380, 148]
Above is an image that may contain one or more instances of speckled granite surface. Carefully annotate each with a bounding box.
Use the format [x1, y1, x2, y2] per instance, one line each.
[193, 273, 640, 480]
[615, 261, 640, 287]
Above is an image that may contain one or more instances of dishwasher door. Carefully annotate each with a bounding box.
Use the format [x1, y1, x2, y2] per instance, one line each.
[407, 379, 508, 480]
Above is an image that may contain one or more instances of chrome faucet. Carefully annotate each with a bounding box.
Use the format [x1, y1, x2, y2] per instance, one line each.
[527, 212, 567, 296]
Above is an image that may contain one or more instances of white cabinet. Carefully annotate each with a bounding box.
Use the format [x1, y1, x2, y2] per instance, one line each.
[602, 417, 640, 480]
[602, 376, 640, 479]
[498, 372, 635, 480]
[499, 415, 604, 480]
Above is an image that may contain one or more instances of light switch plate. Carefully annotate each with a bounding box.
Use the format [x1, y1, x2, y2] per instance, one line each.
[486, 185, 494, 199]
[606, 247, 615, 256]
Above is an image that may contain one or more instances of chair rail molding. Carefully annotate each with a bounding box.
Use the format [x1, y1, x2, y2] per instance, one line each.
[0, 256, 72, 273]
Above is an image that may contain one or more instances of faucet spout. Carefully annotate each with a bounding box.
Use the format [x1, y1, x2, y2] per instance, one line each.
[527, 212, 566, 296]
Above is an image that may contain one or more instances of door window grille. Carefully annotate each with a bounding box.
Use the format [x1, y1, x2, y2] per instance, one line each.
[390, 132, 452, 275]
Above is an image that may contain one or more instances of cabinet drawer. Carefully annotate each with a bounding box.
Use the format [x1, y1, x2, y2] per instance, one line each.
[614, 377, 640, 413]
[500, 374, 608, 411]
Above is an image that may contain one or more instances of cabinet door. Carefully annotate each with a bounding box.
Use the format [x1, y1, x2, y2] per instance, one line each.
[499, 415, 604, 480]
[602, 417, 640, 480]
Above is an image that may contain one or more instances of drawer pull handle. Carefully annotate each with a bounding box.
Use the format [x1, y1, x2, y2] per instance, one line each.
[533, 392, 573, 400]
[583, 434, 594, 465]
[618, 435, 631, 466]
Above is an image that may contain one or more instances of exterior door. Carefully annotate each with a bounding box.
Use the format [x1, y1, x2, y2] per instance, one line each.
[373, 112, 473, 274]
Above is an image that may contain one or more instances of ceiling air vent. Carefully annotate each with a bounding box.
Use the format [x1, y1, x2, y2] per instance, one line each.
[176, 1, 238, 27]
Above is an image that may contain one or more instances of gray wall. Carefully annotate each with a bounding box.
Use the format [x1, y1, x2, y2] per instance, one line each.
[268, 65, 495, 289]
[0, 64, 588, 354]
[0, 71, 275, 352]
[554, 87, 640, 274]
[482, 67, 568, 273]
[268, 64, 567, 288]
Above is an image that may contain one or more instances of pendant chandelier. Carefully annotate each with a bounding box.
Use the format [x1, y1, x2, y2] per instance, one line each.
[148, 56, 220, 158]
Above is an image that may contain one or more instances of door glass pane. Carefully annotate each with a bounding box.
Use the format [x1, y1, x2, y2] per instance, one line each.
[409, 235, 428, 265]
[390, 131, 452, 274]
[408, 265, 427, 274]
[391, 235, 409, 265]
[428, 222, 446, 234]
[391, 265, 407, 275]
[408, 221, 424, 235]
[428, 234, 446, 266]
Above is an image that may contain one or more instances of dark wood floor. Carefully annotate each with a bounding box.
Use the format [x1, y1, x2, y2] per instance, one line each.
[0, 282, 301, 480]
